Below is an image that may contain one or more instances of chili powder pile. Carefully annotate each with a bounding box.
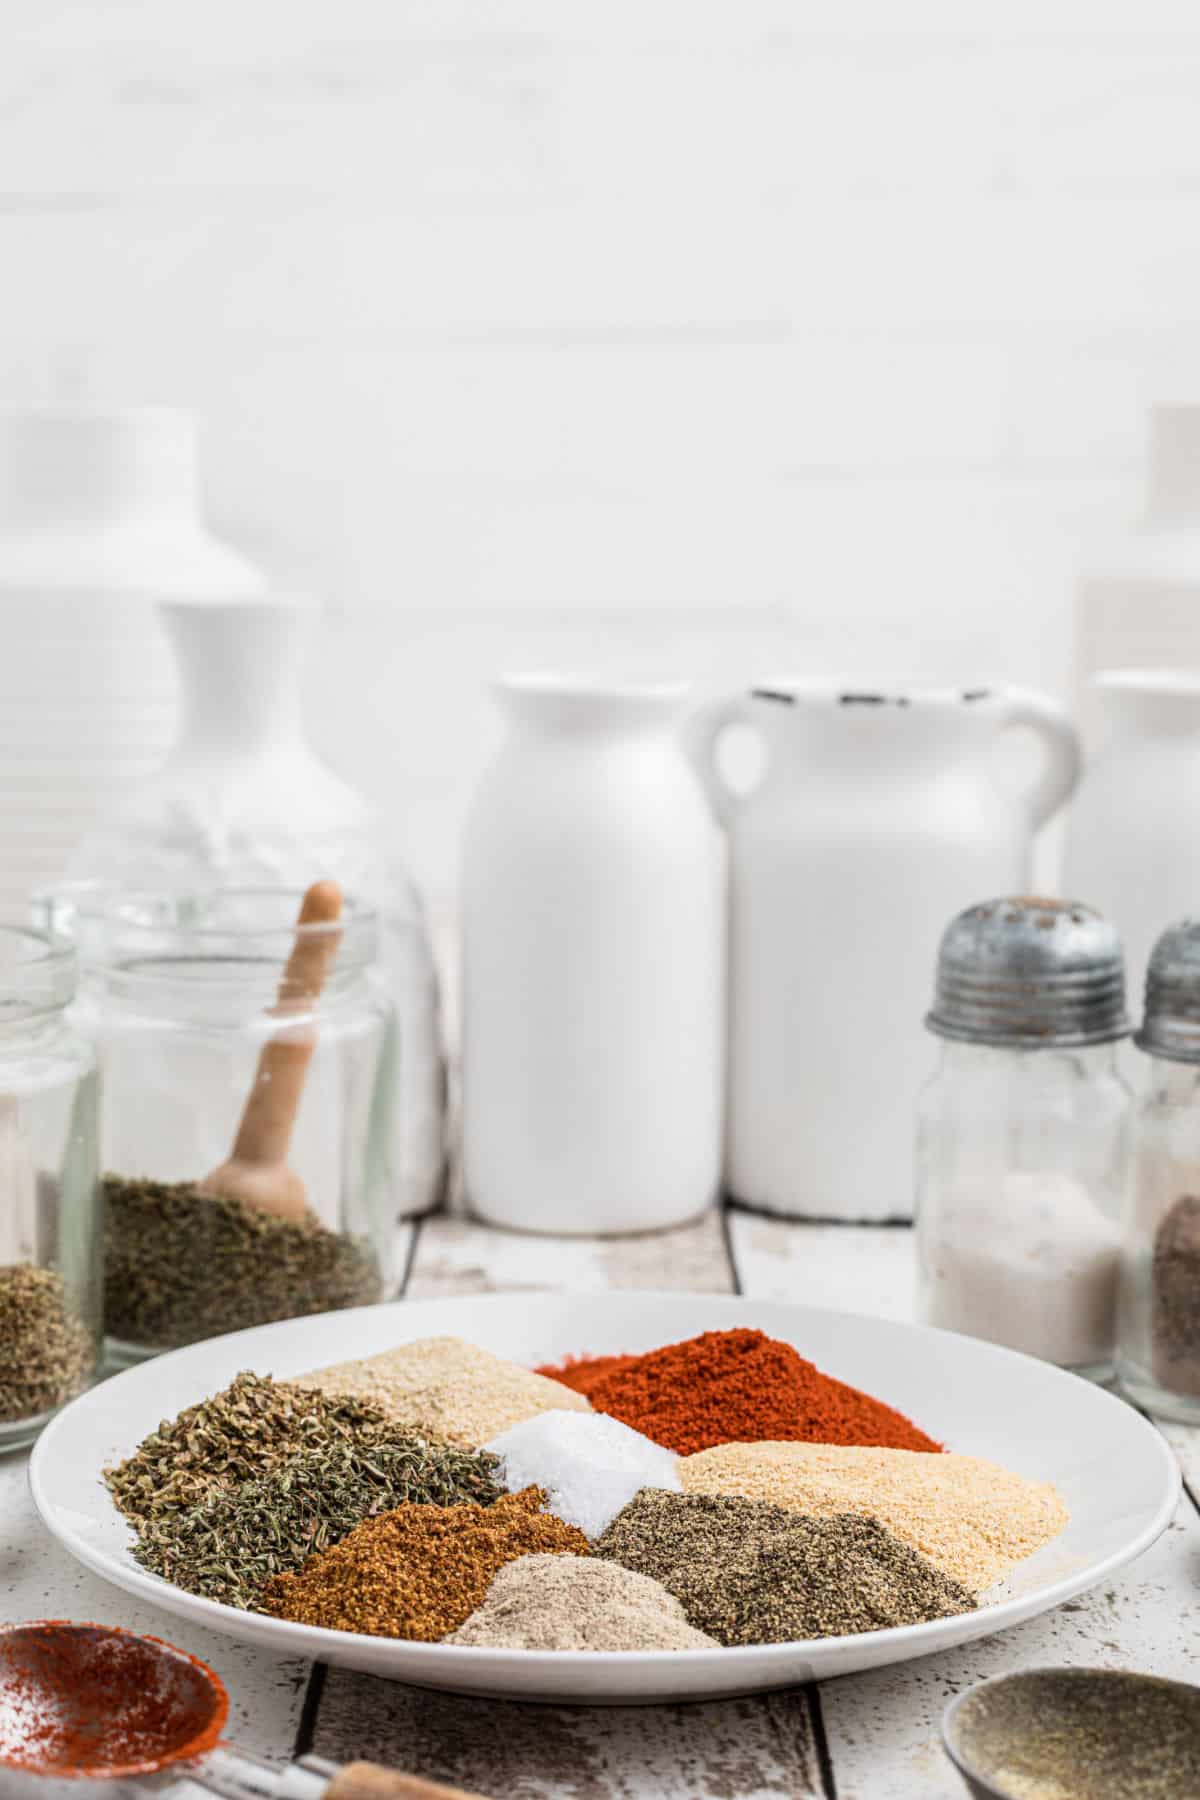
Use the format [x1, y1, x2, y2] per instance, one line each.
[538, 1328, 940, 1457]
[262, 1487, 589, 1640]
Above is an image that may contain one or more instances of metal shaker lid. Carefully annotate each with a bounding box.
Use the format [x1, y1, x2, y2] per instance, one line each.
[1136, 918, 1200, 1061]
[926, 896, 1129, 1049]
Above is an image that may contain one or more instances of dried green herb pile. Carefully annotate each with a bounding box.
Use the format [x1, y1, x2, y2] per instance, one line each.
[105, 1371, 398, 1527]
[103, 1174, 383, 1350]
[132, 1431, 505, 1611]
[594, 1488, 975, 1645]
[0, 1263, 94, 1424]
[109, 1373, 505, 1612]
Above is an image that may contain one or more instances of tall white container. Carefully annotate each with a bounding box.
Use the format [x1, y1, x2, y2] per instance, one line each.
[1076, 405, 1200, 744]
[1064, 671, 1200, 1007]
[699, 680, 1080, 1222]
[58, 595, 446, 1220]
[461, 676, 726, 1235]
[0, 409, 264, 916]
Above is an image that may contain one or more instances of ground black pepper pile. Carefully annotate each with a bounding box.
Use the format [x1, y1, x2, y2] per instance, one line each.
[103, 1174, 383, 1349]
[595, 1488, 975, 1645]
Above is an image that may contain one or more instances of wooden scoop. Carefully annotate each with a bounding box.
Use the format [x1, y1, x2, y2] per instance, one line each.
[197, 880, 344, 1223]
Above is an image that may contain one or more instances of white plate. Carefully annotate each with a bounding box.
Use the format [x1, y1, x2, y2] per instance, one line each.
[30, 1292, 1179, 1704]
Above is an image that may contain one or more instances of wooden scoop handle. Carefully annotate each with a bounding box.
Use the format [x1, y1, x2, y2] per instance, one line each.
[226, 881, 342, 1170]
[325, 1764, 493, 1800]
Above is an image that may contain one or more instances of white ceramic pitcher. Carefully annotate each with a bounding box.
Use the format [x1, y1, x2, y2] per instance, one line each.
[696, 680, 1080, 1221]
[1065, 670, 1200, 1006]
[461, 675, 726, 1235]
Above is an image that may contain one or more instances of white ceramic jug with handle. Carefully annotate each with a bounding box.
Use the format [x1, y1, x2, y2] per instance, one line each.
[461, 675, 727, 1235]
[694, 679, 1080, 1221]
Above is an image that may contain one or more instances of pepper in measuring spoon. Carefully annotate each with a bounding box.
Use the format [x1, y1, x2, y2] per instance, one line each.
[197, 880, 343, 1224]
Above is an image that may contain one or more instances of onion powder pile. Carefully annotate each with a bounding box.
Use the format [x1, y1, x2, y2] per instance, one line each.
[680, 1441, 1069, 1595]
[485, 1409, 681, 1539]
[449, 1553, 719, 1651]
[300, 1336, 590, 1447]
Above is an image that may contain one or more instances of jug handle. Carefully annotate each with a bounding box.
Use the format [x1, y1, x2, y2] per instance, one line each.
[987, 687, 1081, 830]
[682, 695, 760, 825]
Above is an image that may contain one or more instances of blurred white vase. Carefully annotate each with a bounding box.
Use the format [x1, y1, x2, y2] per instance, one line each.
[461, 676, 726, 1235]
[1064, 671, 1200, 1007]
[58, 593, 447, 1220]
[1076, 405, 1200, 745]
[0, 408, 264, 916]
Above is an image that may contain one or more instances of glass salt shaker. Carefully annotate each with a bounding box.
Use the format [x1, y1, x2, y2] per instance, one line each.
[1118, 918, 1200, 1421]
[0, 927, 101, 1448]
[60, 888, 398, 1364]
[916, 897, 1131, 1379]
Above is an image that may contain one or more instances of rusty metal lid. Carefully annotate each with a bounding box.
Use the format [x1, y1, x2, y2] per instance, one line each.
[926, 897, 1129, 1049]
[1137, 918, 1200, 1062]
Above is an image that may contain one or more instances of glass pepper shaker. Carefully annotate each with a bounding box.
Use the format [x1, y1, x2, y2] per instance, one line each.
[916, 897, 1131, 1379]
[0, 927, 101, 1448]
[1118, 918, 1200, 1420]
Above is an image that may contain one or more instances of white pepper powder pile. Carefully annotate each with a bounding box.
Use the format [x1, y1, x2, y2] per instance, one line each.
[448, 1553, 719, 1651]
[680, 1440, 1068, 1594]
[300, 1335, 590, 1448]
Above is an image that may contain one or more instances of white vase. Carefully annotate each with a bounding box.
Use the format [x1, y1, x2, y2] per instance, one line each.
[59, 594, 447, 1219]
[1064, 671, 1200, 1007]
[697, 680, 1080, 1221]
[1076, 406, 1200, 744]
[0, 409, 265, 917]
[461, 676, 727, 1235]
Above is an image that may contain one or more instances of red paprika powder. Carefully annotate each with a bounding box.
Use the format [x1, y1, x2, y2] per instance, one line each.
[540, 1328, 940, 1456]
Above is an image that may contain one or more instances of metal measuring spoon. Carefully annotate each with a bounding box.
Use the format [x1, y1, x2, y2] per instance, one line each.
[942, 1667, 1200, 1799]
[0, 1622, 489, 1798]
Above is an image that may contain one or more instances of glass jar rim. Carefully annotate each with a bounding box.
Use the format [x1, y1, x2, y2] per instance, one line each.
[36, 884, 378, 980]
[0, 925, 77, 1019]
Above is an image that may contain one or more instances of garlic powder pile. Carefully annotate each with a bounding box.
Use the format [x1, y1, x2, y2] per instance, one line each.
[300, 1335, 591, 1447]
[680, 1440, 1068, 1594]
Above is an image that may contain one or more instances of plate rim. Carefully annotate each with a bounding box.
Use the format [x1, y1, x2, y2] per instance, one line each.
[28, 1290, 1182, 1676]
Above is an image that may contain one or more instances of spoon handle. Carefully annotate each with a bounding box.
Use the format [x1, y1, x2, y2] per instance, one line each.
[324, 1762, 492, 1800]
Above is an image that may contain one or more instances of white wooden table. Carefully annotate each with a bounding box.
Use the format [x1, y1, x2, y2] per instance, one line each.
[5, 1203, 1200, 1799]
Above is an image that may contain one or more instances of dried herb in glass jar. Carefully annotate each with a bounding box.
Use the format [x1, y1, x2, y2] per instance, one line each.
[0, 1263, 95, 1424]
[103, 1175, 383, 1351]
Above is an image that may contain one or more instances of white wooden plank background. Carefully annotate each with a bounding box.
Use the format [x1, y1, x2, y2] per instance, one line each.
[4, 3, 1200, 914]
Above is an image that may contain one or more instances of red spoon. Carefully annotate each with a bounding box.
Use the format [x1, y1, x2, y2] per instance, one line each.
[0, 1622, 488, 1797]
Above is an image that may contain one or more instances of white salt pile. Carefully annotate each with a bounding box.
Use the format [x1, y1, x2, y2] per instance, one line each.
[485, 1409, 682, 1539]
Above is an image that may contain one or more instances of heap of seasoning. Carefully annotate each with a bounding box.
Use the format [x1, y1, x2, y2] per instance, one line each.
[103, 1175, 382, 1350]
[539, 1328, 940, 1456]
[0, 1264, 94, 1424]
[595, 1489, 974, 1644]
[131, 1431, 504, 1611]
[106, 1372, 401, 1526]
[301, 1335, 590, 1447]
[263, 1488, 588, 1639]
[448, 1553, 720, 1652]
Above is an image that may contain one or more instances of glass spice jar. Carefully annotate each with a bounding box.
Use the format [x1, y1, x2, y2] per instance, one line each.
[916, 897, 1131, 1380]
[0, 927, 101, 1448]
[61, 888, 397, 1364]
[1118, 918, 1200, 1421]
